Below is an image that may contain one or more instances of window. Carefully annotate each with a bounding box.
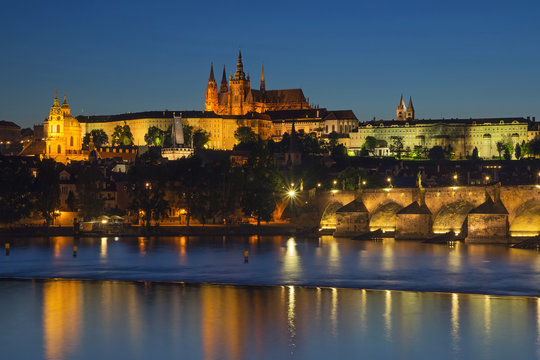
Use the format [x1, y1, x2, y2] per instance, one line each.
[70, 136, 73, 146]
[57, 144, 61, 154]
[57, 125, 61, 133]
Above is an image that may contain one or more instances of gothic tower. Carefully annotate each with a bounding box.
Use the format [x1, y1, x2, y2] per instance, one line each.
[260, 64, 265, 92]
[204, 63, 219, 112]
[228, 49, 251, 115]
[396, 95, 407, 121]
[406, 97, 415, 120]
[219, 65, 228, 94]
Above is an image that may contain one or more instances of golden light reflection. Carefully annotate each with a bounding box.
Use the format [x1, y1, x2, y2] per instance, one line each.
[384, 290, 392, 341]
[537, 298, 540, 354]
[287, 286, 296, 353]
[331, 287, 338, 337]
[100, 237, 108, 259]
[282, 238, 300, 280]
[484, 296, 491, 340]
[360, 289, 367, 334]
[52, 237, 72, 259]
[138, 237, 146, 255]
[381, 239, 395, 272]
[43, 280, 82, 360]
[178, 236, 187, 263]
[451, 293, 460, 352]
[447, 241, 462, 273]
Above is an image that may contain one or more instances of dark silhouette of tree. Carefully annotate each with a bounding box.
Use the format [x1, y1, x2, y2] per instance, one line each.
[496, 141, 505, 160]
[428, 146, 445, 161]
[515, 143, 522, 159]
[234, 126, 258, 144]
[144, 126, 165, 146]
[0, 161, 33, 225]
[33, 159, 60, 226]
[128, 163, 169, 228]
[76, 165, 105, 220]
[390, 136, 404, 159]
[193, 129, 210, 150]
[362, 136, 377, 156]
[503, 147, 511, 161]
[472, 147, 479, 160]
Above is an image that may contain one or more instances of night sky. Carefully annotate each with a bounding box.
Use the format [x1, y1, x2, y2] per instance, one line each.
[1, 0, 539, 128]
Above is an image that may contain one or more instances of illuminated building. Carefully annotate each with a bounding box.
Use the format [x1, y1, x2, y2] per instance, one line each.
[350, 96, 532, 159]
[43, 91, 86, 163]
[205, 50, 310, 115]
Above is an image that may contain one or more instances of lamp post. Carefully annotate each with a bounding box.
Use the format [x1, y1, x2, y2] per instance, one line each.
[386, 177, 392, 188]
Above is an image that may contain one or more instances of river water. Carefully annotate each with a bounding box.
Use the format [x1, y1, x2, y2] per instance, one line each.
[1, 236, 540, 359]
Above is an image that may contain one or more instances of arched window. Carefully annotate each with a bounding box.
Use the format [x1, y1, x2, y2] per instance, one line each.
[70, 136, 73, 146]
[57, 144, 61, 154]
[57, 125, 61, 133]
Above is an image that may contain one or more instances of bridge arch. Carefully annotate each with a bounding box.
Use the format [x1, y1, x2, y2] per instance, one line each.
[369, 201, 403, 232]
[432, 200, 475, 235]
[509, 200, 540, 237]
[320, 201, 344, 229]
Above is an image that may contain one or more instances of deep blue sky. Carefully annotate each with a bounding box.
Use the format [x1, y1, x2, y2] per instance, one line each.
[1, 0, 539, 128]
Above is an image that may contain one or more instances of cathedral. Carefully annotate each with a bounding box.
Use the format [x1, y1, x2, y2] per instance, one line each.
[204, 50, 310, 115]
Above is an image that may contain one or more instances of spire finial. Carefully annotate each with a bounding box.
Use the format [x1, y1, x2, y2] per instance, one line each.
[234, 48, 245, 80]
[220, 65, 228, 93]
[63, 92, 67, 104]
[209, 62, 215, 82]
[260, 64, 265, 91]
[53, 89, 59, 106]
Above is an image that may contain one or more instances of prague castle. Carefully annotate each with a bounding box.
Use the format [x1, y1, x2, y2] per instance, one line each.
[205, 50, 310, 115]
[349, 96, 533, 159]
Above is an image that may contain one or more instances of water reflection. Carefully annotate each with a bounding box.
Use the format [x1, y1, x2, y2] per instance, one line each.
[282, 238, 300, 281]
[100, 237, 108, 259]
[43, 280, 82, 360]
[0, 280, 532, 359]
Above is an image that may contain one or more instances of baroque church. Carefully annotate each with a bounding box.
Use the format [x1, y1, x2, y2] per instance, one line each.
[204, 50, 310, 115]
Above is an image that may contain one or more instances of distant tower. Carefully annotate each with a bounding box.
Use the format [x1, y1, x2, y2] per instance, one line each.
[61, 93, 71, 117]
[229, 49, 251, 115]
[219, 65, 228, 94]
[406, 97, 415, 120]
[260, 64, 265, 92]
[396, 95, 407, 121]
[204, 63, 219, 112]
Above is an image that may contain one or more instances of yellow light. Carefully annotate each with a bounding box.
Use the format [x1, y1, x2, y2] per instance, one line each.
[453, 174, 458, 180]
[387, 177, 391, 182]
[101, 219, 108, 224]
[288, 190, 296, 197]
[485, 176, 490, 181]
[317, 183, 321, 187]
[331, 189, 339, 194]
[333, 180, 337, 185]
[362, 180, 366, 185]
[291, 182, 294, 187]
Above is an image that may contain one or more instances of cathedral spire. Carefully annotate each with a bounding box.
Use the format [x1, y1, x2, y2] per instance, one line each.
[53, 89, 59, 107]
[396, 94, 407, 120]
[406, 96, 415, 120]
[234, 48, 246, 80]
[260, 64, 265, 92]
[219, 65, 228, 93]
[209, 62, 216, 83]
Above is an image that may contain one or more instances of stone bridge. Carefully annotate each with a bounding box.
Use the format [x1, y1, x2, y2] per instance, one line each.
[310, 185, 540, 243]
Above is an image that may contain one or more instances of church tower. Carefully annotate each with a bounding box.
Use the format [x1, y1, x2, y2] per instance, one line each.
[44, 91, 82, 163]
[260, 64, 265, 92]
[396, 95, 407, 121]
[204, 63, 219, 112]
[406, 97, 415, 120]
[219, 65, 228, 94]
[228, 49, 251, 115]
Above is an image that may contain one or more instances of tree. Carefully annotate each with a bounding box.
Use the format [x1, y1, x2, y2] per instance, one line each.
[33, 159, 60, 226]
[144, 126, 165, 147]
[338, 167, 359, 190]
[503, 147, 511, 161]
[183, 125, 193, 147]
[193, 129, 210, 150]
[0, 161, 33, 225]
[66, 190, 77, 212]
[362, 136, 377, 156]
[496, 141, 505, 160]
[82, 129, 108, 148]
[472, 147, 479, 160]
[234, 126, 258, 144]
[299, 132, 322, 155]
[128, 163, 169, 228]
[515, 143, 522, 160]
[428, 146, 446, 161]
[390, 136, 404, 159]
[111, 125, 134, 146]
[327, 131, 340, 153]
[76, 165, 106, 220]
[241, 144, 282, 226]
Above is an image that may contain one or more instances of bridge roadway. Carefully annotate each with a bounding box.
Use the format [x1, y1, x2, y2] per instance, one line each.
[311, 185, 540, 239]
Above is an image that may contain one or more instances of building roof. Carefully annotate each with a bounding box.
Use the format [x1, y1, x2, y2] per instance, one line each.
[77, 110, 270, 123]
[397, 201, 431, 215]
[359, 117, 530, 127]
[19, 139, 45, 156]
[323, 110, 358, 121]
[250, 88, 307, 104]
[0, 120, 20, 129]
[336, 199, 368, 213]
